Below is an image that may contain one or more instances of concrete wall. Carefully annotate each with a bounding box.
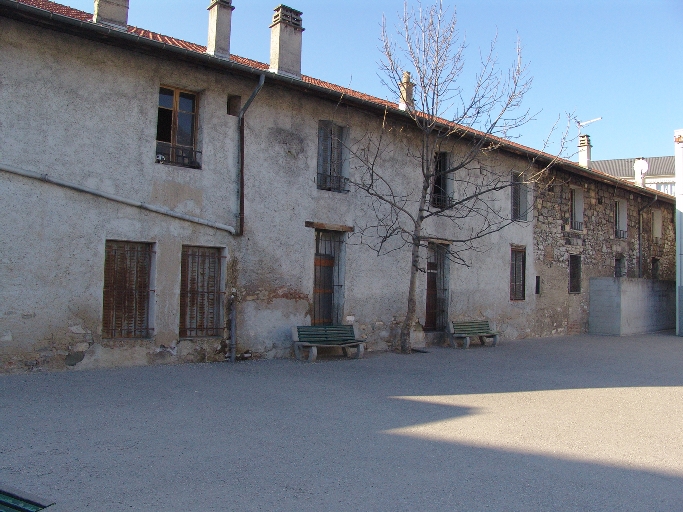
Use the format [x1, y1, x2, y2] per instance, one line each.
[589, 278, 675, 335]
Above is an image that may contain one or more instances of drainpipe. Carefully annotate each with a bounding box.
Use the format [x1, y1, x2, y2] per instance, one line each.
[638, 194, 658, 278]
[237, 73, 265, 235]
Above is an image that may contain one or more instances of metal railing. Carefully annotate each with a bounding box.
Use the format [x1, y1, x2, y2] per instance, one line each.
[431, 194, 454, 209]
[570, 220, 583, 231]
[155, 142, 202, 169]
[615, 229, 627, 239]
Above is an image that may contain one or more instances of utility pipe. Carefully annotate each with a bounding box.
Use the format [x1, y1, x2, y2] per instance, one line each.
[0, 162, 236, 233]
[237, 73, 265, 235]
[638, 194, 658, 278]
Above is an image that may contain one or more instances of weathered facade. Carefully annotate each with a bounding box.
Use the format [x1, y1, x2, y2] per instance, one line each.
[0, 0, 675, 372]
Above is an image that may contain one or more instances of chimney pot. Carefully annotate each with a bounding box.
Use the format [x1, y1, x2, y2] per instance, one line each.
[269, 5, 304, 79]
[578, 134, 592, 168]
[398, 71, 415, 111]
[207, 0, 234, 59]
[93, 0, 129, 28]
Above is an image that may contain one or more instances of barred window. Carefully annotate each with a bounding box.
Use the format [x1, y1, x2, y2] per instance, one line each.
[510, 247, 526, 301]
[430, 152, 451, 208]
[313, 230, 346, 325]
[102, 241, 153, 339]
[317, 121, 347, 192]
[511, 172, 528, 221]
[180, 246, 223, 337]
[569, 255, 582, 293]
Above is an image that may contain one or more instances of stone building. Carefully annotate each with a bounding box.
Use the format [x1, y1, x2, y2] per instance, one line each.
[0, 0, 675, 372]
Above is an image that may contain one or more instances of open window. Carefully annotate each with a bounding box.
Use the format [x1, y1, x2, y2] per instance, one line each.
[652, 209, 662, 244]
[569, 187, 584, 231]
[614, 200, 627, 238]
[156, 86, 201, 168]
[430, 152, 452, 208]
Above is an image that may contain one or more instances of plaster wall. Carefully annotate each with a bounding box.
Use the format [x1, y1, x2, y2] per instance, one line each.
[0, 18, 248, 371]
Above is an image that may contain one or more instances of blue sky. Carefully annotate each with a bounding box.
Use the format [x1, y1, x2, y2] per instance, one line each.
[64, 0, 682, 160]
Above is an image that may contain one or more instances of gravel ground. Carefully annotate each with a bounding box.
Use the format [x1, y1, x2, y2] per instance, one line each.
[1, 333, 683, 511]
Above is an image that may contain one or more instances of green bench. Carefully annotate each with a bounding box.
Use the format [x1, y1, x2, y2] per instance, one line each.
[448, 320, 499, 349]
[292, 325, 365, 362]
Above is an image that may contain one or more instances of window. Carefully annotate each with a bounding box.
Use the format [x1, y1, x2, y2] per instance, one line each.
[511, 171, 528, 221]
[655, 182, 675, 195]
[615, 257, 625, 278]
[180, 246, 223, 337]
[425, 243, 449, 330]
[317, 121, 347, 192]
[652, 209, 662, 244]
[614, 200, 627, 238]
[510, 247, 526, 300]
[102, 241, 154, 338]
[430, 152, 452, 208]
[652, 258, 660, 280]
[156, 86, 201, 168]
[313, 230, 346, 325]
[569, 255, 581, 293]
[227, 95, 241, 117]
[570, 187, 584, 231]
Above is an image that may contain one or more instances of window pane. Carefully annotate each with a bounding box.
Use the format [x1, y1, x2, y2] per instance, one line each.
[159, 87, 174, 109]
[156, 108, 173, 142]
[179, 92, 196, 113]
[177, 112, 195, 147]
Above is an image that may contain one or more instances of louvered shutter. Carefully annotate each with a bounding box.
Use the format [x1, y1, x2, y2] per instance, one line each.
[317, 122, 331, 190]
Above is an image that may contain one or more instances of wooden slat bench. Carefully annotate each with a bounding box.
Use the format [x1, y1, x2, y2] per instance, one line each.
[292, 325, 365, 362]
[448, 320, 499, 349]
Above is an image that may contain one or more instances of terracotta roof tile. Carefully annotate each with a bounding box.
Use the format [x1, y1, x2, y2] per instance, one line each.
[16, 0, 92, 21]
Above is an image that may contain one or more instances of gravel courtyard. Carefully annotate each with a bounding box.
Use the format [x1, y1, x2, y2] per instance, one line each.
[2, 333, 683, 511]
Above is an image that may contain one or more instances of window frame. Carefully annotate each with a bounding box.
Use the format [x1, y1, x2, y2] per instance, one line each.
[614, 200, 628, 238]
[569, 187, 584, 231]
[652, 209, 662, 243]
[569, 254, 582, 294]
[102, 241, 155, 339]
[511, 171, 528, 221]
[155, 86, 201, 169]
[430, 152, 452, 209]
[316, 121, 348, 193]
[510, 246, 526, 301]
[179, 246, 224, 338]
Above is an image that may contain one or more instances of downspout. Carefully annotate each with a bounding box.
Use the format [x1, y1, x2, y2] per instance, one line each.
[638, 194, 658, 278]
[230, 73, 264, 363]
[237, 73, 265, 236]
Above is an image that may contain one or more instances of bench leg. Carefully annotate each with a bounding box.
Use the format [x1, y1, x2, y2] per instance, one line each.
[462, 336, 471, 349]
[307, 346, 317, 362]
[342, 347, 349, 357]
[294, 342, 303, 361]
[492, 335, 499, 347]
[354, 343, 364, 359]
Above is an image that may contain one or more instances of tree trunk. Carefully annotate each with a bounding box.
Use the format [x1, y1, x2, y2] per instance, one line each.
[398, 237, 421, 353]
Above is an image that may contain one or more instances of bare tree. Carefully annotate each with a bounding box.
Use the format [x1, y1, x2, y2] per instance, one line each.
[348, 1, 567, 353]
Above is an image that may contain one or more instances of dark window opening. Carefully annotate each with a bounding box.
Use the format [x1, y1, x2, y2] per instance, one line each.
[425, 243, 449, 331]
[535, 275, 541, 295]
[615, 257, 625, 278]
[510, 247, 526, 300]
[180, 246, 223, 337]
[317, 121, 346, 192]
[102, 241, 153, 339]
[313, 230, 345, 325]
[155, 86, 201, 168]
[569, 255, 581, 294]
[227, 95, 241, 116]
[430, 152, 451, 208]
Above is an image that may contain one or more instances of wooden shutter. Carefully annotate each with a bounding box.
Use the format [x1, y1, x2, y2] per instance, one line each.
[102, 241, 151, 338]
[313, 254, 334, 325]
[180, 246, 222, 337]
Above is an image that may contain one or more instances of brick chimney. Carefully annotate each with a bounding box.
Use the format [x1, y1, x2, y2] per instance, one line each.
[578, 134, 592, 168]
[93, 0, 129, 28]
[398, 71, 414, 111]
[207, 0, 234, 59]
[269, 5, 304, 79]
